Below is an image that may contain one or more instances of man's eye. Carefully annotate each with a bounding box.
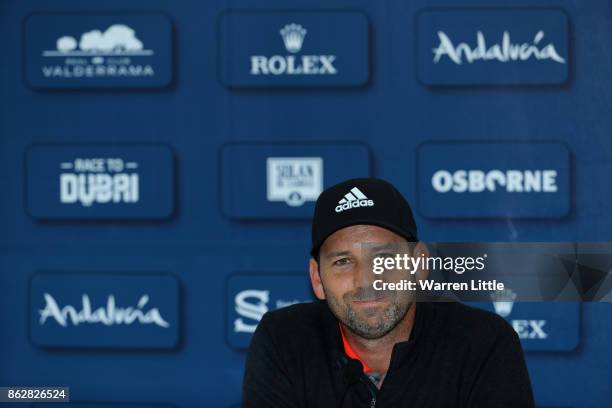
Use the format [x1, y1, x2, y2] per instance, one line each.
[333, 258, 351, 266]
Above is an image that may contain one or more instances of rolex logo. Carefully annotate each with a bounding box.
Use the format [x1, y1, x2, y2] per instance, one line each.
[280, 23, 307, 53]
[250, 22, 336, 76]
[490, 288, 517, 318]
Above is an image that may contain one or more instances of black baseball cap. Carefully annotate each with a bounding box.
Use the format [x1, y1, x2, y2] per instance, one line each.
[310, 178, 418, 258]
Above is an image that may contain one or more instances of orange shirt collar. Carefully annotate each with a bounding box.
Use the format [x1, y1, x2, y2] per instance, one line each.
[338, 321, 374, 372]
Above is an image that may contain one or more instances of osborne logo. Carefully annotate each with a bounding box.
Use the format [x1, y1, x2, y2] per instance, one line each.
[417, 142, 570, 218]
[250, 23, 337, 75]
[431, 169, 558, 193]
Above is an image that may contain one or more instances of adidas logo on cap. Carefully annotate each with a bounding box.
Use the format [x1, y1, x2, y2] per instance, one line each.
[335, 187, 374, 213]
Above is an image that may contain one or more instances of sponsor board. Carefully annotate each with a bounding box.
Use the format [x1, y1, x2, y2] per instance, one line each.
[417, 142, 570, 218]
[221, 143, 370, 219]
[266, 157, 323, 207]
[226, 274, 314, 349]
[25, 13, 172, 88]
[471, 290, 580, 351]
[26, 143, 174, 219]
[219, 11, 369, 87]
[416, 8, 569, 85]
[30, 272, 180, 349]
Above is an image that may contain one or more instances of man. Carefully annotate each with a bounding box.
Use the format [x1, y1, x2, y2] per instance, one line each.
[243, 178, 535, 407]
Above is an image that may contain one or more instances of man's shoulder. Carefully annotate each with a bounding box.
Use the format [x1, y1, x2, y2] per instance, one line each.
[258, 300, 336, 337]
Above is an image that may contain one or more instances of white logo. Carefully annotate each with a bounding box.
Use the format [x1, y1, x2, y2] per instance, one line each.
[431, 169, 558, 193]
[59, 158, 139, 207]
[233, 289, 303, 333]
[512, 319, 548, 339]
[250, 23, 337, 76]
[491, 289, 548, 339]
[491, 288, 517, 317]
[335, 187, 374, 213]
[234, 290, 269, 333]
[38, 293, 170, 328]
[53, 25, 146, 54]
[280, 23, 307, 53]
[266, 157, 323, 207]
[41, 24, 155, 78]
[433, 30, 566, 65]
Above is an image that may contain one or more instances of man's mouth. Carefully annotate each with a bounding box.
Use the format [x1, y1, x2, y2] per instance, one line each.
[351, 296, 388, 306]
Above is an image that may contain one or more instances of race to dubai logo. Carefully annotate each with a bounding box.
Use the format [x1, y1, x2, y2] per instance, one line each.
[38, 293, 170, 328]
[432, 30, 566, 65]
[266, 157, 323, 207]
[250, 23, 337, 75]
[59, 156, 139, 207]
[41, 24, 155, 78]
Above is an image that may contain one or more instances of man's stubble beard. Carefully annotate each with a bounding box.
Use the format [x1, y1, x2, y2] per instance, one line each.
[323, 284, 413, 340]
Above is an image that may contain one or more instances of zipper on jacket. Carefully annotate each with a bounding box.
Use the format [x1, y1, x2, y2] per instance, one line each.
[360, 371, 378, 408]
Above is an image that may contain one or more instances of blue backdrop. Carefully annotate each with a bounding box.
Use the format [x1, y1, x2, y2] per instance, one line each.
[0, 0, 611, 407]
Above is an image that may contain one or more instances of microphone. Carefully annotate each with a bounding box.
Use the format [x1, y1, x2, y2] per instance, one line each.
[338, 358, 363, 408]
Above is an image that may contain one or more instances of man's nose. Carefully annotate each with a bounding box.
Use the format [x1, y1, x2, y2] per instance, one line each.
[353, 258, 376, 288]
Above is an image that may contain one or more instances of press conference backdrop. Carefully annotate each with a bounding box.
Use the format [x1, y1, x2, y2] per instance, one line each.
[0, 0, 611, 406]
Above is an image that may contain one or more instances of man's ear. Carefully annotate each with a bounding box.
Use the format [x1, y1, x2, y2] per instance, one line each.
[413, 241, 430, 281]
[309, 258, 326, 300]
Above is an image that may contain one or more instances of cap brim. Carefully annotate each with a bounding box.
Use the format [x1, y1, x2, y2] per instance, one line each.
[310, 218, 418, 258]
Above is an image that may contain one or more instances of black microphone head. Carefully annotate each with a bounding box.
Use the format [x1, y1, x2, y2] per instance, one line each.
[343, 358, 363, 385]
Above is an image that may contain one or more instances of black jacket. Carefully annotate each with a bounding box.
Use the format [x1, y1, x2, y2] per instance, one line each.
[243, 300, 535, 408]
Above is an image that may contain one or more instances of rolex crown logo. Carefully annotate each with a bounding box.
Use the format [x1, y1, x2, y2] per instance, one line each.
[280, 23, 307, 53]
[490, 288, 517, 318]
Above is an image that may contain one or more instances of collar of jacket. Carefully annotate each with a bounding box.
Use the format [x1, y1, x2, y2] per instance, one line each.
[316, 300, 431, 375]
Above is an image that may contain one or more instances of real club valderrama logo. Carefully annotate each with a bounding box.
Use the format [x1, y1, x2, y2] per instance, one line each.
[40, 24, 155, 78]
[250, 23, 338, 76]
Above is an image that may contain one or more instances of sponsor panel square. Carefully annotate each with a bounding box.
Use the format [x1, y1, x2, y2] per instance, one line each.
[219, 11, 370, 87]
[29, 272, 180, 349]
[416, 8, 569, 86]
[24, 13, 173, 88]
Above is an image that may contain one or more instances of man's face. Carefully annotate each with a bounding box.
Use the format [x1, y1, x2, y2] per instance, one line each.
[310, 224, 415, 340]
